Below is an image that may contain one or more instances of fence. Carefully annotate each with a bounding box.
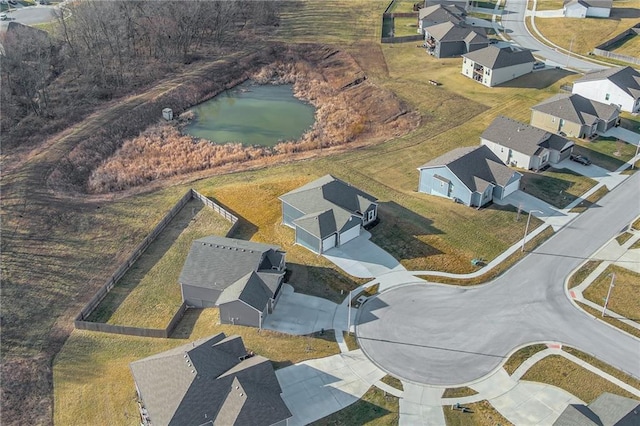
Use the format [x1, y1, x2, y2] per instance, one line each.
[74, 188, 239, 338]
[381, 35, 423, 44]
[592, 24, 640, 66]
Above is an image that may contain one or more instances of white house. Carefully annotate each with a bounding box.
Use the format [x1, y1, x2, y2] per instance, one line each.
[563, 0, 612, 18]
[461, 45, 535, 87]
[572, 66, 640, 113]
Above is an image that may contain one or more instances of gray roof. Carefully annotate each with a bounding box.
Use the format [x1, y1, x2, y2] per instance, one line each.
[280, 175, 377, 240]
[574, 66, 640, 99]
[215, 271, 271, 311]
[564, 0, 612, 8]
[130, 333, 292, 426]
[554, 393, 640, 426]
[482, 116, 574, 156]
[463, 45, 535, 69]
[418, 145, 519, 193]
[179, 236, 282, 291]
[532, 93, 620, 126]
[426, 21, 487, 43]
[419, 4, 465, 24]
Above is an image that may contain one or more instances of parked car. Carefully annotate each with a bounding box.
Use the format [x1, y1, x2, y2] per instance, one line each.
[533, 61, 545, 70]
[570, 154, 592, 166]
[0, 13, 7, 21]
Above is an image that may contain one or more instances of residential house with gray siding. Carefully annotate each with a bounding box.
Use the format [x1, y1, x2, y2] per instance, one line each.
[530, 93, 620, 139]
[571, 66, 640, 113]
[481, 116, 574, 170]
[461, 45, 535, 87]
[130, 333, 292, 426]
[418, 3, 465, 35]
[179, 236, 286, 327]
[554, 392, 639, 425]
[424, 21, 488, 58]
[418, 145, 522, 207]
[280, 175, 378, 254]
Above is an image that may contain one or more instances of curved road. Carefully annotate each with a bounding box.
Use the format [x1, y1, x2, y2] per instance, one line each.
[357, 171, 640, 386]
[501, 0, 608, 72]
[0, 4, 58, 31]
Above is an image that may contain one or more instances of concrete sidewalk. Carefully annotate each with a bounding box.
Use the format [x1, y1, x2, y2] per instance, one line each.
[495, 189, 578, 231]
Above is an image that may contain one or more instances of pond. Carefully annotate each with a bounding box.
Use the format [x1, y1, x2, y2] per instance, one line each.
[183, 81, 316, 147]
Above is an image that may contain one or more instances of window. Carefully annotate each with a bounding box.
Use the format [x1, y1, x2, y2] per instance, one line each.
[605, 93, 610, 101]
[368, 209, 375, 222]
[486, 69, 491, 75]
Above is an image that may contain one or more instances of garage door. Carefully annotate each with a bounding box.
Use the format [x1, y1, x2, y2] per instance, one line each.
[339, 225, 360, 245]
[502, 179, 520, 198]
[322, 234, 336, 252]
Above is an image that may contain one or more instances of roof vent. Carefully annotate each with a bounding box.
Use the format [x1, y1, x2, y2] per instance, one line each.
[236, 386, 240, 390]
[191, 370, 195, 374]
[240, 393, 244, 397]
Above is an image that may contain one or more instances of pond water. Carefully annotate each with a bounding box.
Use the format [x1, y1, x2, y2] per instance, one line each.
[183, 82, 316, 147]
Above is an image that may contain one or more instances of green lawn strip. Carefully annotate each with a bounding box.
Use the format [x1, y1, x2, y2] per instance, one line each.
[582, 265, 640, 322]
[631, 239, 640, 250]
[608, 33, 640, 58]
[520, 168, 598, 209]
[443, 400, 513, 426]
[343, 331, 359, 351]
[563, 346, 640, 390]
[569, 186, 609, 213]
[567, 260, 602, 289]
[530, 0, 563, 10]
[442, 387, 478, 398]
[502, 344, 548, 375]
[310, 386, 399, 426]
[616, 232, 633, 245]
[577, 302, 640, 339]
[54, 309, 340, 425]
[393, 16, 419, 37]
[389, 0, 418, 14]
[380, 374, 404, 391]
[573, 137, 637, 171]
[86, 198, 232, 328]
[521, 354, 638, 403]
[421, 226, 554, 286]
[633, 217, 640, 230]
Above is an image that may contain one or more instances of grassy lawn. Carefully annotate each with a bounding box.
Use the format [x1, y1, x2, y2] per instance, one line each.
[54, 308, 340, 425]
[616, 231, 633, 245]
[443, 400, 513, 426]
[567, 260, 602, 289]
[389, 0, 417, 14]
[442, 387, 478, 398]
[578, 302, 640, 338]
[608, 33, 640, 58]
[86, 197, 233, 329]
[583, 265, 640, 321]
[569, 186, 609, 213]
[502, 344, 548, 375]
[343, 331, 359, 351]
[573, 137, 638, 171]
[520, 168, 598, 209]
[310, 386, 399, 426]
[521, 355, 639, 403]
[394, 17, 419, 37]
[380, 374, 404, 391]
[531, 0, 564, 10]
[534, 12, 640, 55]
[563, 346, 640, 390]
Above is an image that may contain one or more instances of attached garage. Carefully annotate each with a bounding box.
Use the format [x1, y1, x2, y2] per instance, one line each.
[339, 223, 361, 245]
[502, 178, 520, 199]
[322, 234, 337, 252]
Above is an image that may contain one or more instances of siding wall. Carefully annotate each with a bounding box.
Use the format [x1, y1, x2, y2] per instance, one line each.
[295, 227, 321, 253]
[530, 111, 585, 138]
[572, 80, 636, 113]
[489, 62, 534, 87]
[480, 139, 533, 169]
[183, 286, 221, 308]
[219, 300, 260, 327]
[282, 202, 304, 227]
[418, 167, 473, 206]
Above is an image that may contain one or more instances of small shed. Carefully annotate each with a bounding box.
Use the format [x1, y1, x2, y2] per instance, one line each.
[162, 108, 173, 121]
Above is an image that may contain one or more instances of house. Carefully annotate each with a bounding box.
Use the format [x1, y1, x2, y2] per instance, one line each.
[424, 21, 488, 58]
[417, 145, 522, 207]
[563, 0, 612, 18]
[571, 66, 640, 113]
[279, 175, 378, 254]
[481, 116, 574, 170]
[179, 236, 286, 327]
[461, 45, 536, 87]
[418, 3, 465, 35]
[554, 392, 640, 425]
[130, 333, 292, 426]
[531, 93, 620, 139]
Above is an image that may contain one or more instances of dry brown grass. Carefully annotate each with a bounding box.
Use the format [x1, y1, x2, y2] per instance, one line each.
[567, 260, 602, 289]
[380, 374, 404, 391]
[563, 346, 640, 390]
[577, 302, 640, 338]
[443, 400, 513, 426]
[54, 308, 340, 426]
[522, 354, 639, 403]
[503, 344, 548, 375]
[311, 385, 399, 426]
[583, 265, 640, 322]
[442, 387, 478, 398]
[570, 186, 610, 213]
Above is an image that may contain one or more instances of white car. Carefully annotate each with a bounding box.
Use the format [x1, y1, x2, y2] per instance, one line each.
[0, 13, 8, 21]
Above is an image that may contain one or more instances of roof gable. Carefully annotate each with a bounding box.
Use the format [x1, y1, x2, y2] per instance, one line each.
[532, 93, 620, 125]
[574, 66, 640, 99]
[463, 45, 535, 69]
[482, 116, 551, 156]
[216, 271, 272, 311]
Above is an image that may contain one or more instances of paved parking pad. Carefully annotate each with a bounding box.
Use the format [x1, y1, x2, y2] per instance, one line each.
[276, 350, 386, 426]
[263, 284, 336, 335]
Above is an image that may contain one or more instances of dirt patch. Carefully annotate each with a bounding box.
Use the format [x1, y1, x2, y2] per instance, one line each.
[50, 43, 418, 194]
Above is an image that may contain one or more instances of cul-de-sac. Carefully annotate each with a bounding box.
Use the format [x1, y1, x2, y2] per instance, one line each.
[1, 0, 639, 425]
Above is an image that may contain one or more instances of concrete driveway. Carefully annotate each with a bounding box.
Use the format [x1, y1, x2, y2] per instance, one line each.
[262, 284, 336, 335]
[599, 127, 640, 146]
[276, 350, 385, 426]
[323, 230, 406, 278]
[557, 159, 627, 189]
[494, 190, 576, 231]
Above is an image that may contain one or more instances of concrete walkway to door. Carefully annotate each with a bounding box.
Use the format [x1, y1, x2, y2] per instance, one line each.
[323, 231, 406, 279]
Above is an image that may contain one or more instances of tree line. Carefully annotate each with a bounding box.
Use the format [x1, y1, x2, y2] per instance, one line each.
[0, 0, 281, 145]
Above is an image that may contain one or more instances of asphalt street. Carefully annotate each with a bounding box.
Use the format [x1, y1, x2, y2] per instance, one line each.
[0, 4, 57, 30]
[501, 0, 608, 72]
[357, 171, 640, 386]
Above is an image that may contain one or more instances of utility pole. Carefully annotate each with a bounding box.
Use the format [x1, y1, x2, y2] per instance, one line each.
[602, 273, 615, 317]
[347, 290, 352, 333]
[566, 37, 574, 67]
[522, 210, 543, 252]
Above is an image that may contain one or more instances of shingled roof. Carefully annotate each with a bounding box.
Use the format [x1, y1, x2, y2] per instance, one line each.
[574, 66, 640, 99]
[531, 93, 619, 126]
[419, 3, 465, 24]
[130, 333, 292, 426]
[564, 0, 612, 9]
[419, 145, 518, 193]
[463, 45, 535, 69]
[554, 392, 640, 426]
[482, 116, 574, 156]
[426, 21, 487, 43]
[279, 175, 377, 240]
